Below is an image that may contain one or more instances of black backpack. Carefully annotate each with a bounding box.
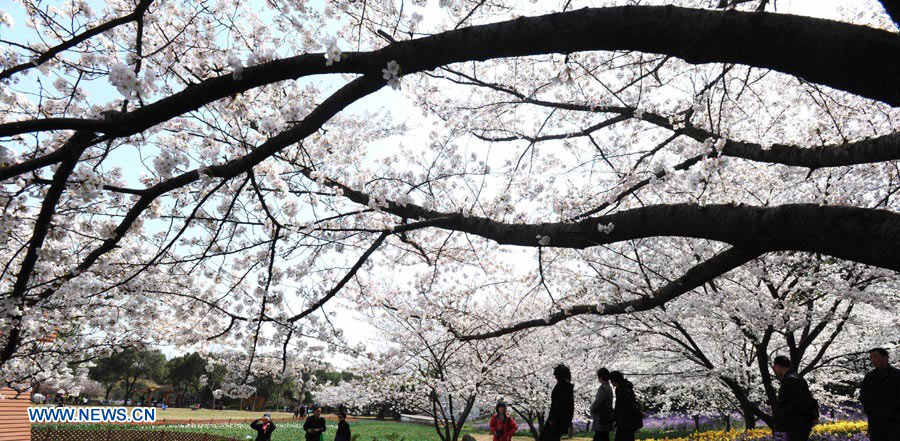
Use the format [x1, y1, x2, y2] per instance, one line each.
[802, 388, 820, 422]
[792, 374, 820, 422]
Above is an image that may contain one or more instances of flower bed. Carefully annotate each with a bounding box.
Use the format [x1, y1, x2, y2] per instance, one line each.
[646, 421, 868, 441]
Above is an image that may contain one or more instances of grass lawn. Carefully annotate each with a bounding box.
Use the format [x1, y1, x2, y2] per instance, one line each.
[36, 420, 449, 441]
[34, 419, 703, 441]
[242, 420, 444, 440]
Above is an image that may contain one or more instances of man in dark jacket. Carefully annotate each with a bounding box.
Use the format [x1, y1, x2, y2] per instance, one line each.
[772, 356, 818, 441]
[541, 364, 574, 441]
[249, 413, 276, 441]
[860, 348, 900, 441]
[303, 406, 327, 441]
[609, 371, 643, 441]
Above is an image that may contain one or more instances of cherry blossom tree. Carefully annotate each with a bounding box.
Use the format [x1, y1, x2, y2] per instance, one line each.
[558, 250, 898, 428]
[350, 295, 518, 441]
[479, 326, 609, 440]
[2, 0, 900, 405]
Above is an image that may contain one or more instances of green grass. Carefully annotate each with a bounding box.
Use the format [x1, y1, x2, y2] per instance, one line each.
[31, 420, 728, 441]
[35, 420, 449, 441]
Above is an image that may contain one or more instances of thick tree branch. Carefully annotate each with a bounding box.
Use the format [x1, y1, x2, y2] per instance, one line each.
[294, 164, 900, 273]
[3, 5, 900, 143]
[440, 70, 900, 169]
[338, 181, 900, 272]
[880, 0, 900, 27]
[0, 132, 104, 182]
[1, 131, 93, 363]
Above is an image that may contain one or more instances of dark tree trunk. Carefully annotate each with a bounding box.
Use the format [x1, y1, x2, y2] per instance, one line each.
[123, 378, 137, 404]
[742, 404, 757, 430]
[510, 404, 543, 441]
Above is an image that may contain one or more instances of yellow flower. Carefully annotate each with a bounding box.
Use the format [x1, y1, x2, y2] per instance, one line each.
[639, 420, 867, 441]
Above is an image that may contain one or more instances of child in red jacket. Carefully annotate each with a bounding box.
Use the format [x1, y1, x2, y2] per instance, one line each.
[490, 402, 518, 441]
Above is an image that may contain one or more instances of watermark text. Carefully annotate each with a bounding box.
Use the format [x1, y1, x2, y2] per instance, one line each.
[28, 407, 156, 423]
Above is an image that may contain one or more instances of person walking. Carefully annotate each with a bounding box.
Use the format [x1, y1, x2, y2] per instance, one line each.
[541, 364, 574, 441]
[590, 368, 615, 441]
[609, 371, 642, 441]
[303, 406, 327, 441]
[490, 402, 518, 441]
[249, 413, 276, 441]
[335, 412, 352, 441]
[771, 356, 819, 441]
[860, 348, 900, 441]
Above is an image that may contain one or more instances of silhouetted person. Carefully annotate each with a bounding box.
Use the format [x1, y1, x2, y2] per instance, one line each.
[335, 412, 352, 441]
[541, 364, 574, 441]
[860, 348, 900, 441]
[609, 371, 642, 441]
[303, 406, 327, 441]
[590, 368, 614, 441]
[490, 402, 518, 441]
[249, 413, 276, 441]
[772, 356, 818, 441]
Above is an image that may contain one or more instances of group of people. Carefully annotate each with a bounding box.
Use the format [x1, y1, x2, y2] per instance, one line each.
[250, 407, 352, 441]
[764, 348, 900, 441]
[488, 347, 900, 441]
[488, 365, 644, 441]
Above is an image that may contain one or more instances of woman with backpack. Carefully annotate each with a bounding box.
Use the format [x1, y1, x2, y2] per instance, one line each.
[609, 371, 643, 441]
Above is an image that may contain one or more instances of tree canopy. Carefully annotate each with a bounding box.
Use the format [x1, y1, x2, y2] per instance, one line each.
[1, 0, 899, 402]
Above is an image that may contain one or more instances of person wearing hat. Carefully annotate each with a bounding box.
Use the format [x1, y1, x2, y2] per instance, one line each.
[250, 413, 276, 441]
[490, 402, 518, 441]
[303, 406, 327, 441]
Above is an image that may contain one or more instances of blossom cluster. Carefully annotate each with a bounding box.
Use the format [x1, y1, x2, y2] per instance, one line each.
[382, 61, 401, 89]
[324, 38, 342, 66]
[108, 63, 158, 97]
[152, 148, 190, 179]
